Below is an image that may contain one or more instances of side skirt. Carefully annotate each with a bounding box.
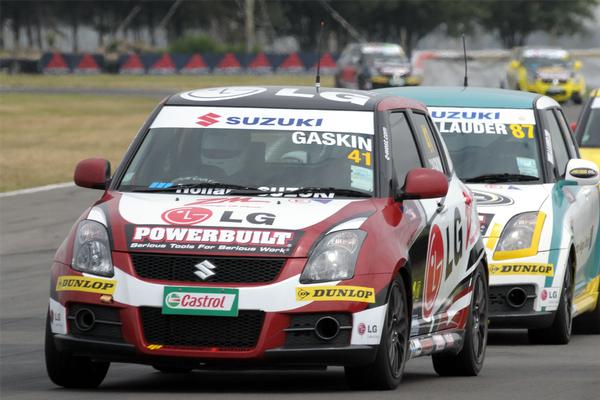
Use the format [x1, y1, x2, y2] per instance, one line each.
[408, 328, 465, 360]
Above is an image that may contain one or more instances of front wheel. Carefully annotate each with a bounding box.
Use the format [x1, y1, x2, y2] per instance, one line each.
[529, 262, 573, 344]
[344, 277, 410, 390]
[432, 264, 488, 376]
[45, 313, 110, 388]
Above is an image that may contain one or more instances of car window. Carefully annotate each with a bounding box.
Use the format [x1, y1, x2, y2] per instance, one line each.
[579, 103, 600, 147]
[541, 109, 570, 178]
[429, 106, 543, 183]
[410, 112, 445, 173]
[553, 109, 578, 157]
[389, 112, 422, 185]
[119, 107, 376, 196]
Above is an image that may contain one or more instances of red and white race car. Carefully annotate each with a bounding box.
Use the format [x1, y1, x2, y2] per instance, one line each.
[46, 86, 488, 390]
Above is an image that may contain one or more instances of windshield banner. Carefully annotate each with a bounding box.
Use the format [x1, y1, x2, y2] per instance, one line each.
[429, 107, 536, 137]
[151, 106, 374, 134]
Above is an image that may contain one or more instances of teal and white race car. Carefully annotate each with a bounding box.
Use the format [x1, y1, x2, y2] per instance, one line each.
[380, 87, 600, 343]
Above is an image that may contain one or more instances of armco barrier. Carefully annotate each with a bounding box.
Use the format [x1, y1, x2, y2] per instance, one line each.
[41, 52, 339, 74]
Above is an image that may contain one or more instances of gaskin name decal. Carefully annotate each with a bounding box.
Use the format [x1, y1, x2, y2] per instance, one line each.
[126, 225, 301, 255]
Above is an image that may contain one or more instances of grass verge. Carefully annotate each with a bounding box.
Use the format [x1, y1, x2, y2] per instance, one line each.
[0, 73, 334, 91]
[0, 93, 157, 192]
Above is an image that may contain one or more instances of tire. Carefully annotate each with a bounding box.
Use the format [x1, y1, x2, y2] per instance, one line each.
[528, 262, 573, 344]
[153, 365, 193, 374]
[45, 313, 110, 388]
[573, 291, 600, 334]
[344, 277, 410, 390]
[432, 265, 488, 376]
[572, 92, 583, 105]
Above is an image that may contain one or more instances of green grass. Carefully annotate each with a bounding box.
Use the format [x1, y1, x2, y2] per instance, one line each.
[0, 74, 336, 192]
[0, 73, 334, 91]
[0, 93, 157, 192]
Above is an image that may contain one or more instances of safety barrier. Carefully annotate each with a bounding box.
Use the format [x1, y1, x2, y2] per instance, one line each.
[39, 51, 339, 74]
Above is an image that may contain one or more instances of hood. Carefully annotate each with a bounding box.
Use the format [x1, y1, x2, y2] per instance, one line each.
[536, 66, 570, 81]
[468, 184, 552, 238]
[98, 192, 377, 257]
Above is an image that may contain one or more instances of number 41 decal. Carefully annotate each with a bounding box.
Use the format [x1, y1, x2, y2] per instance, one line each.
[347, 150, 371, 166]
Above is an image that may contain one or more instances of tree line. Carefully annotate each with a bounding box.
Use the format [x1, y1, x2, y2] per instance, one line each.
[1, 0, 598, 55]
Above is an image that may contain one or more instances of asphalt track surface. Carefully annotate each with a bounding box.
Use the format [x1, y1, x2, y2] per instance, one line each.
[1, 176, 600, 399]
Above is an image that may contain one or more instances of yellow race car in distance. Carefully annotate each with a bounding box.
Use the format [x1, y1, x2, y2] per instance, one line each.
[574, 88, 600, 168]
[504, 48, 585, 104]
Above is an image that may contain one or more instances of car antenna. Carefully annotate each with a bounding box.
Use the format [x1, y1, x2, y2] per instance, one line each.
[315, 21, 325, 93]
[462, 34, 468, 87]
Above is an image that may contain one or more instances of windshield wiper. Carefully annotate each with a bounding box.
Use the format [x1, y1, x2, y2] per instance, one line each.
[282, 187, 372, 198]
[464, 173, 539, 183]
[132, 182, 261, 193]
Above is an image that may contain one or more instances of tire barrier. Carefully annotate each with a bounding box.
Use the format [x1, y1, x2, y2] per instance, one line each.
[38, 51, 339, 75]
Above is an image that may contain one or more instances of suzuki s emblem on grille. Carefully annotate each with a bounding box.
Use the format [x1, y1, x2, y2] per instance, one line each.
[194, 260, 217, 280]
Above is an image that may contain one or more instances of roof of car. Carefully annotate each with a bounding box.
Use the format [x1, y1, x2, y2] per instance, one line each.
[165, 85, 426, 112]
[377, 86, 541, 109]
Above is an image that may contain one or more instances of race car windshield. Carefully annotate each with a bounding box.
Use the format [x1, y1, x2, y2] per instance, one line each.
[118, 107, 376, 197]
[580, 108, 600, 147]
[364, 53, 408, 65]
[429, 107, 543, 183]
[523, 57, 569, 70]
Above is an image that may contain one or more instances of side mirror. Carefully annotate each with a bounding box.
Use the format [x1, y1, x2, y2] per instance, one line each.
[398, 168, 449, 200]
[74, 158, 111, 190]
[509, 60, 520, 69]
[570, 122, 577, 133]
[573, 60, 582, 71]
[565, 159, 599, 186]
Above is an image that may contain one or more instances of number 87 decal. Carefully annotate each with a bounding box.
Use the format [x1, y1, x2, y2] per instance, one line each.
[510, 124, 535, 139]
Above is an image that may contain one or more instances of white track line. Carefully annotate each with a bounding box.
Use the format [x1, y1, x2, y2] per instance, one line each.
[0, 182, 75, 198]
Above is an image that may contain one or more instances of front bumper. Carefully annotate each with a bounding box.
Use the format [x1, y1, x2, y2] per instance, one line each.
[489, 311, 555, 329]
[49, 258, 390, 366]
[53, 334, 378, 367]
[486, 248, 567, 329]
[525, 79, 584, 102]
[370, 74, 421, 88]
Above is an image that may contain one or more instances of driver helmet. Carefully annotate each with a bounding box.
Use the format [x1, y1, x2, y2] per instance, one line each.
[200, 130, 251, 176]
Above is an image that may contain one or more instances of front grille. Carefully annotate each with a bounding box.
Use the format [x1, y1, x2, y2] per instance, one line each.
[131, 253, 285, 283]
[140, 307, 264, 349]
[489, 285, 536, 314]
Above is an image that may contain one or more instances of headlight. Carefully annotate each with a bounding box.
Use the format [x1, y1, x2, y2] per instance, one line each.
[300, 230, 367, 283]
[494, 212, 545, 259]
[72, 220, 113, 277]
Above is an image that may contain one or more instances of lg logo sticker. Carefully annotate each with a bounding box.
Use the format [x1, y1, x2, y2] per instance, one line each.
[423, 225, 444, 320]
[161, 207, 212, 225]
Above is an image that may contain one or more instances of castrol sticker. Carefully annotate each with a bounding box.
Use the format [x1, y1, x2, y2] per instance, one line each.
[162, 286, 239, 316]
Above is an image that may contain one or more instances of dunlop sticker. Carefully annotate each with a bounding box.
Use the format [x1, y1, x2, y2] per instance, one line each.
[56, 276, 116, 295]
[296, 286, 375, 303]
[489, 263, 554, 276]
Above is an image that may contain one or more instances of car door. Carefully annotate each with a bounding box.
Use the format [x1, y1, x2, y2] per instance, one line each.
[407, 111, 471, 334]
[542, 108, 599, 291]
